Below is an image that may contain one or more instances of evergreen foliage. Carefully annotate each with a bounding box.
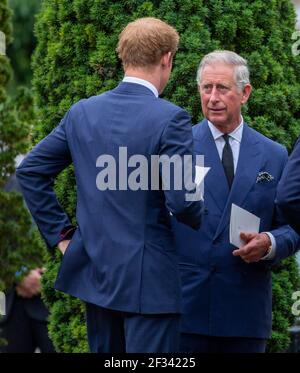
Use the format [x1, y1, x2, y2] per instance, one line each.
[0, 0, 44, 292]
[7, 0, 41, 89]
[32, 0, 300, 352]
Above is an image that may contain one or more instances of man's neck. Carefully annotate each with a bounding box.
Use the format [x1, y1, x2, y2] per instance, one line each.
[211, 116, 243, 134]
[124, 67, 161, 94]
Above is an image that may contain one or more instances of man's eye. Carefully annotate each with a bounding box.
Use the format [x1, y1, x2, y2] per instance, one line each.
[218, 86, 229, 92]
[202, 85, 212, 92]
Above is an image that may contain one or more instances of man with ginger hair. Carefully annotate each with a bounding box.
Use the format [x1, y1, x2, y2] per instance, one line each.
[16, 18, 203, 352]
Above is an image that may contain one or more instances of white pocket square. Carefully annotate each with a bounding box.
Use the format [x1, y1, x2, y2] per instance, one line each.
[256, 171, 274, 183]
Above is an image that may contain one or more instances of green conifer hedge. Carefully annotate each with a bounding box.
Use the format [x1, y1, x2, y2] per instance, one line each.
[32, 0, 300, 352]
[0, 0, 44, 292]
[7, 0, 41, 89]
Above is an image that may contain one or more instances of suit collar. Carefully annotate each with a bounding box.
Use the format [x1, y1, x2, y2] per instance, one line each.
[113, 82, 157, 97]
[193, 120, 265, 239]
[193, 120, 230, 212]
[122, 77, 158, 97]
[215, 124, 264, 238]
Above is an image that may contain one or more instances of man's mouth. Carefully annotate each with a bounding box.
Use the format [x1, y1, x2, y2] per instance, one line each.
[208, 108, 225, 112]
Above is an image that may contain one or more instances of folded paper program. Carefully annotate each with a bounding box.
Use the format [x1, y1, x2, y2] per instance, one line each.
[230, 204, 260, 248]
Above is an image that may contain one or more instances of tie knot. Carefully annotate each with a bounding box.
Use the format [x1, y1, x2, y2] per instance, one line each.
[223, 134, 230, 144]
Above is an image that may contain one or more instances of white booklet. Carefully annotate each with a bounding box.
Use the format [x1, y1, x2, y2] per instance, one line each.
[181, 166, 210, 204]
[195, 166, 210, 200]
[229, 204, 260, 248]
[195, 166, 210, 186]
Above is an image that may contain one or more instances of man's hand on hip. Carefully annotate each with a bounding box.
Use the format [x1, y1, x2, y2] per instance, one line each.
[58, 239, 71, 255]
[232, 232, 271, 263]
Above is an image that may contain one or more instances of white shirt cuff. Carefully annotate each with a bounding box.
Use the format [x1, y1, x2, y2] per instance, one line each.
[260, 232, 276, 260]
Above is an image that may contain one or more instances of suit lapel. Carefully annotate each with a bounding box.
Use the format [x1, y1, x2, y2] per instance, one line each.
[213, 124, 264, 239]
[193, 120, 229, 213]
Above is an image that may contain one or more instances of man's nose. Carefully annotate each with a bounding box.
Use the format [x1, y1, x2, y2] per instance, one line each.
[209, 86, 220, 104]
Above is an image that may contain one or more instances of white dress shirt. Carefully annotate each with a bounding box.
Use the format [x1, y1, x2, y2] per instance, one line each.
[207, 118, 243, 173]
[208, 118, 276, 260]
[123, 76, 158, 98]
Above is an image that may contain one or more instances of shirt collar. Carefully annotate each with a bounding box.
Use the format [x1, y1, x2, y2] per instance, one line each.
[207, 116, 244, 143]
[123, 76, 159, 98]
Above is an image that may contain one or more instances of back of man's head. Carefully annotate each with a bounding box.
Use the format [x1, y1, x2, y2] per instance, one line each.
[116, 17, 179, 70]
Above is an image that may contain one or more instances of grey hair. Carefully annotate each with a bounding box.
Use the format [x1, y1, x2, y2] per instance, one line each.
[196, 50, 250, 91]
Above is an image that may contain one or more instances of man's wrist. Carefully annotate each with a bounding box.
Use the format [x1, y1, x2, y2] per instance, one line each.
[260, 232, 276, 260]
[262, 245, 271, 257]
[58, 225, 76, 244]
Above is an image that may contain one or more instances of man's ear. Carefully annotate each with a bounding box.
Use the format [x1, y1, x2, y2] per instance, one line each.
[241, 83, 252, 105]
[161, 52, 172, 68]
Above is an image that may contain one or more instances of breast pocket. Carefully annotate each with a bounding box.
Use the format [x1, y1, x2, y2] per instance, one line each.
[245, 181, 276, 212]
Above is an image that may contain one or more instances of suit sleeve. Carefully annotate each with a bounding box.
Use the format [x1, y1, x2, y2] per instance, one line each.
[268, 145, 300, 264]
[16, 110, 73, 250]
[159, 109, 204, 230]
[277, 136, 300, 235]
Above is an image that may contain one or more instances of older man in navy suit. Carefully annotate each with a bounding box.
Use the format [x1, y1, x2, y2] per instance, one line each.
[173, 50, 299, 353]
[16, 18, 203, 353]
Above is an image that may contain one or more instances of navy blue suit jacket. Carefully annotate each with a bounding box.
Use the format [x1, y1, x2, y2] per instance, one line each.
[16, 82, 203, 314]
[172, 120, 299, 338]
[277, 136, 300, 235]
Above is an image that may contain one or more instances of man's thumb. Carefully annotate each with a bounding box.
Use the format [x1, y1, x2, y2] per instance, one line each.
[240, 231, 256, 241]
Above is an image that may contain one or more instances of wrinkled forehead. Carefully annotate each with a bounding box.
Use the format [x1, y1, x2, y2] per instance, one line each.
[200, 63, 236, 85]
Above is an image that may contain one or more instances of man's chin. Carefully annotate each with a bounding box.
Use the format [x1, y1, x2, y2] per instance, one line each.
[207, 116, 227, 127]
